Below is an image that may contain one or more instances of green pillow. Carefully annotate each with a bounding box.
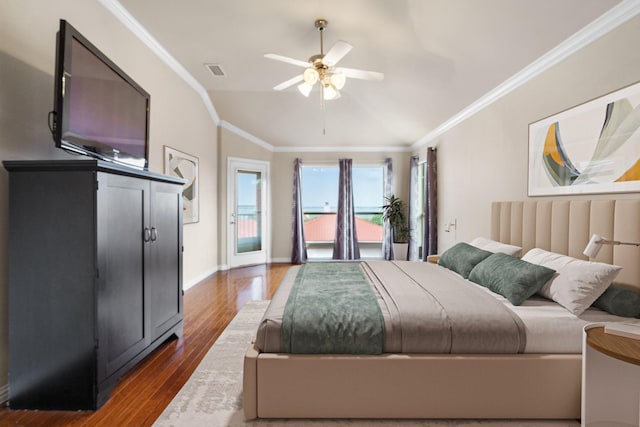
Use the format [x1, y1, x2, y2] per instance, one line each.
[592, 285, 640, 318]
[468, 253, 556, 306]
[438, 242, 493, 279]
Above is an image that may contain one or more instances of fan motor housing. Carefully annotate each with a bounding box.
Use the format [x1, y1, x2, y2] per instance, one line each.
[309, 55, 327, 69]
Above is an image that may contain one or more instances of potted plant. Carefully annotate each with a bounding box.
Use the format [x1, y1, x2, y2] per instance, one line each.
[382, 194, 409, 260]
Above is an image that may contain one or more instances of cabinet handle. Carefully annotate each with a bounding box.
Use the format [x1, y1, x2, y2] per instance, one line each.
[143, 227, 151, 243]
[150, 227, 158, 242]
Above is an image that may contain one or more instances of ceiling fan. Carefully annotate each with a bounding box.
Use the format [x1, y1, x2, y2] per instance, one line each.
[264, 19, 384, 101]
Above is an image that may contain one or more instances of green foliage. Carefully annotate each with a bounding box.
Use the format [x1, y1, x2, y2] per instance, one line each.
[369, 213, 383, 227]
[382, 195, 409, 243]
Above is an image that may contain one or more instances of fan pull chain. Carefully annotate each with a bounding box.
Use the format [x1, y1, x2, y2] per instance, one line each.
[322, 102, 327, 136]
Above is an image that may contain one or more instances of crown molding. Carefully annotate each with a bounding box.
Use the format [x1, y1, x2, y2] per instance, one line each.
[101, 0, 402, 154]
[219, 121, 275, 152]
[98, 0, 220, 125]
[219, 121, 413, 153]
[101, 0, 639, 153]
[412, 0, 640, 149]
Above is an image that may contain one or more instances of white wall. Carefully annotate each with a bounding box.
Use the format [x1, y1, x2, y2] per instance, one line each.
[0, 0, 219, 395]
[420, 14, 640, 252]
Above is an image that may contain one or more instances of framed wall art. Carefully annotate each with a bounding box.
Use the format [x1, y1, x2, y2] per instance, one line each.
[164, 146, 199, 223]
[528, 80, 640, 196]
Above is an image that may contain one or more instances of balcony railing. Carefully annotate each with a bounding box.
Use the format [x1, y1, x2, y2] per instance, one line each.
[236, 213, 261, 253]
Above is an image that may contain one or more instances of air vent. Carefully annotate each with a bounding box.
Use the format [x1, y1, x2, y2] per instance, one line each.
[204, 63, 225, 77]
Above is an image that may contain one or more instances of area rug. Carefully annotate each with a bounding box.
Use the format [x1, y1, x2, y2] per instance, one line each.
[153, 300, 579, 427]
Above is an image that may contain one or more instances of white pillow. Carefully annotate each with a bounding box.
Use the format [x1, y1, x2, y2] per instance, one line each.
[469, 237, 522, 257]
[521, 248, 622, 315]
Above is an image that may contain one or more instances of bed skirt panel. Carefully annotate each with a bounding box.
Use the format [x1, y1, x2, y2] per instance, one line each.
[244, 345, 581, 420]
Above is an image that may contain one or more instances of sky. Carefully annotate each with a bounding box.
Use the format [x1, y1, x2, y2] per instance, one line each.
[235, 165, 384, 211]
[301, 166, 384, 211]
[237, 171, 260, 206]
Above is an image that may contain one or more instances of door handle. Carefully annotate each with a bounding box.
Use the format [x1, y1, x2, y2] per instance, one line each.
[150, 227, 158, 242]
[143, 227, 151, 243]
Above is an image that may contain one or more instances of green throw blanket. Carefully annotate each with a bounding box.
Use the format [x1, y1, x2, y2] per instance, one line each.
[281, 262, 385, 354]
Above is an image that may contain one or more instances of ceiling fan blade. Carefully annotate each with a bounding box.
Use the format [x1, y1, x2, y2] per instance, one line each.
[322, 40, 352, 66]
[273, 74, 304, 91]
[264, 53, 310, 68]
[336, 67, 384, 81]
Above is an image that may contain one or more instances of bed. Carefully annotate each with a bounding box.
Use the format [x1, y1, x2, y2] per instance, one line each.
[243, 199, 640, 420]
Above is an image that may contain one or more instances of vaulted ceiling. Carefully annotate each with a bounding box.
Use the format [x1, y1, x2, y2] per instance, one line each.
[116, 0, 624, 150]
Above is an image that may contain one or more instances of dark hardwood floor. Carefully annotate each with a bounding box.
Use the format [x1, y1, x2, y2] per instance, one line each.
[0, 263, 291, 427]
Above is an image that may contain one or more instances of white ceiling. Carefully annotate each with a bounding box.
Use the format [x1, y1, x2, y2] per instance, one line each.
[115, 0, 624, 150]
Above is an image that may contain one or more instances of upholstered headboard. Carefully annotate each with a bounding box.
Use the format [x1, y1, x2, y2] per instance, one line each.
[491, 200, 640, 291]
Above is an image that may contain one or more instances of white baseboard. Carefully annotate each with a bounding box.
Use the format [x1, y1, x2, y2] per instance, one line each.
[0, 383, 8, 405]
[184, 261, 291, 292]
[183, 266, 220, 291]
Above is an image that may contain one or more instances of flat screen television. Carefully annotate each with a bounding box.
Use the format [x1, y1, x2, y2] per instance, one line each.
[50, 20, 149, 170]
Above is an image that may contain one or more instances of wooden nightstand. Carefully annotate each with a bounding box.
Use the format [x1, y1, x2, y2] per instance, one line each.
[582, 324, 640, 426]
[426, 255, 439, 264]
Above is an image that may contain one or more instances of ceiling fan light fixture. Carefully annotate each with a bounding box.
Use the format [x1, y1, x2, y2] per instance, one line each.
[303, 68, 319, 85]
[265, 18, 383, 102]
[323, 83, 339, 100]
[330, 72, 346, 90]
[297, 82, 313, 97]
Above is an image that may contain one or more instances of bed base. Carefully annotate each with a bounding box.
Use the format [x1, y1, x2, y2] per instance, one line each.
[243, 198, 640, 420]
[244, 344, 581, 420]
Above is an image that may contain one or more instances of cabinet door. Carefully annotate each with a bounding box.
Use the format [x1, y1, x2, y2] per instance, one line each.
[96, 173, 150, 382]
[149, 181, 183, 340]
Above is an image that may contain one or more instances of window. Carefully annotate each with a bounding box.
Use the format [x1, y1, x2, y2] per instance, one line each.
[352, 166, 384, 243]
[301, 164, 384, 258]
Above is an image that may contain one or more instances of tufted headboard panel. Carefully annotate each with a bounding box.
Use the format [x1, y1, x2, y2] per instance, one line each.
[491, 200, 640, 291]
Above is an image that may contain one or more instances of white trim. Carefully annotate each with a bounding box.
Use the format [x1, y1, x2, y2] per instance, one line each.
[219, 121, 413, 153]
[0, 383, 8, 405]
[269, 257, 290, 263]
[219, 121, 274, 151]
[183, 266, 220, 291]
[98, 0, 220, 124]
[413, 0, 640, 149]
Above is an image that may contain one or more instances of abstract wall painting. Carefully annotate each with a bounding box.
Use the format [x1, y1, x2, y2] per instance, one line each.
[528, 81, 640, 196]
[164, 146, 199, 223]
